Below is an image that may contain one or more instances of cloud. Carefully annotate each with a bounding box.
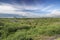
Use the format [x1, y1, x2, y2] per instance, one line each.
[41, 5, 54, 11]
[0, 2, 60, 18]
[0, 3, 43, 17]
[51, 10, 60, 15]
[45, 9, 60, 17]
[0, 3, 16, 13]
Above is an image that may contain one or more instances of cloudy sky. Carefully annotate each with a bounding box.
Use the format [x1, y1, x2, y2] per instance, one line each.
[0, 0, 60, 17]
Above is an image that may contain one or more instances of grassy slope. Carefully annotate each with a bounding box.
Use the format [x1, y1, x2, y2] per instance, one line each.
[0, 18, 60, 40]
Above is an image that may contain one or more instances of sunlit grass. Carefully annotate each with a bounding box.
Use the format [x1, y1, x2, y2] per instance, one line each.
[0, 18, 60, 40]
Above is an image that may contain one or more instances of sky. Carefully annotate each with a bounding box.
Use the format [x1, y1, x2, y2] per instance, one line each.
[0, 0, 60, 17]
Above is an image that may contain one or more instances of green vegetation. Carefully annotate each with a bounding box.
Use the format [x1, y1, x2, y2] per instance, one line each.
[0, 18, 60, 40]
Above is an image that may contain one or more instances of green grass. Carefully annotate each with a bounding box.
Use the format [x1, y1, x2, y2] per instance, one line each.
[0, 18, 60, 40]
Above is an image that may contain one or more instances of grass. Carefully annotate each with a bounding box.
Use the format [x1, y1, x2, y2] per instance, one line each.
[0, 18, 60, 40]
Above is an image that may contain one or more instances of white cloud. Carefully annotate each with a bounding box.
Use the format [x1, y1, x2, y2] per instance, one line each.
[51, 10, 60, 15]
[41, 5, 54, 12]
[0, 3, 60, 18]
[0, 3, 16, 14]
[45, 9, 60, 17]
[0, 3, 43, 17]
[0, 5, 15, 10]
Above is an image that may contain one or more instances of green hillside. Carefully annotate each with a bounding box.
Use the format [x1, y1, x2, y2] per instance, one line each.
[0, 18, 60, 40]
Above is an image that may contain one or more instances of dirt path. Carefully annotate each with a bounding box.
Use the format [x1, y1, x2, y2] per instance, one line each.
[45, 35, 60, 40]
[37, 35, 60, 40]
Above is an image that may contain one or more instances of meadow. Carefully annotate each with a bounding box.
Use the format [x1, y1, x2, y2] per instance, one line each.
[0, 18, 60, 40]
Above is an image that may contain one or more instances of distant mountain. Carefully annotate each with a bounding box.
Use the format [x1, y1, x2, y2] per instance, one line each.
[0, 13, 27, 18]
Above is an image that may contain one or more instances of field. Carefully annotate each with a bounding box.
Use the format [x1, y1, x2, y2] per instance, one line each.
[0, 18, 60, 40]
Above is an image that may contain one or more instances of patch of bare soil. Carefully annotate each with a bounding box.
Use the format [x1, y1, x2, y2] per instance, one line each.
[34, 35, 60, 40]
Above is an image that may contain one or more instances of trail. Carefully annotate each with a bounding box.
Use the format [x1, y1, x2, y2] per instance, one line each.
[46, 35, 60, 40]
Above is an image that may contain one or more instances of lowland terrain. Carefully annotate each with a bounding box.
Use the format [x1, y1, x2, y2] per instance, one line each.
[0, 18, 60, 40]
